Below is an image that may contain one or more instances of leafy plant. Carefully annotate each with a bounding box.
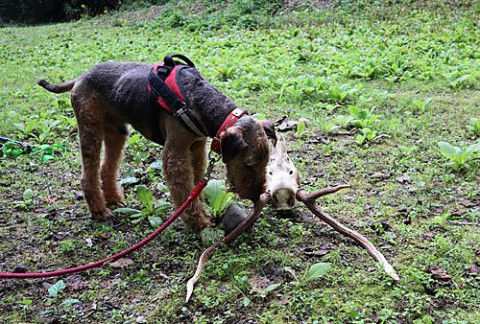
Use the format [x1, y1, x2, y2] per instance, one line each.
[438, 141, 480, 171]
[410, 98, 432, 114]
[348, 105, 379, 129]
[296, 120, 306, 137]
[445, 71, 478, 90]
[318, 121, 340, 134]
[327, 84, 358, 103]
[356, 128, 378, 145]
[113, 185, 171, 228]
[48, 280, 66, 298]
[12, 188, 35, 210]
[286, 262, 332, 285]
[302, 262, 332, 284]
[203, 179, 236, 220]
[468, 118, 480, 137]
[1, 141, 65, 163]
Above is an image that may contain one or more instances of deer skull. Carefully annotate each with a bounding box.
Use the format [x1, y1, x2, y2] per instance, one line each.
[266, 136, 300, 210]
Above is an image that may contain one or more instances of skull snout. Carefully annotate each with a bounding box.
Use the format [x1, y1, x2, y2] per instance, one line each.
[271, 188, 297, 210]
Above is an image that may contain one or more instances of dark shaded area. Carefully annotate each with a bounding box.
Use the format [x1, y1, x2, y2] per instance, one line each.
[0, 0, 121, 24]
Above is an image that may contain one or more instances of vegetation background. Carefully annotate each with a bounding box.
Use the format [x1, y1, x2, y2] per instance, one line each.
[1, 0, 479, 323]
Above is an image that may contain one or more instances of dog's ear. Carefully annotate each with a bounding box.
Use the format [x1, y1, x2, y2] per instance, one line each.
[259, 120, 277, 146]
[221, 127, 248, 163]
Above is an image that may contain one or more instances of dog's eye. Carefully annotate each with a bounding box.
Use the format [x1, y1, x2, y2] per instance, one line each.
[269, 171, 273, 175]
[289, 170, 293, 175]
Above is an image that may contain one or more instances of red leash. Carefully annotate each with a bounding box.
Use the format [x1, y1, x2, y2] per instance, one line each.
[0, 179, 208, 279]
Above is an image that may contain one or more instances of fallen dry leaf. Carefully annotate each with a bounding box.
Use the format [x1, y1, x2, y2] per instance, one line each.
[110, 258, 135, 269]
[427, 266, 451, 282]
[249, 274, 272, 292]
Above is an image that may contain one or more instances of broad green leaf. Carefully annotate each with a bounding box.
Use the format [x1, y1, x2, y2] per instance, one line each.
[137, 185, 153, 210]
[48, 280, 66, 297]
[296, 121, 306, 136]
[118, 177, 140, 186]
[251, 113, 266, 120]
[264, 283, 281, 293]
[348, 105, 360, 118]
[153, 202, 171, 214]
[130, 214, 145, 224]
[149, 216, 163, 228]
[113, 207, 141, 216]
[212, 192, 234, 217]
[466, 142, 480, 154]
[61, 299, 80, 307]
[356, 135, 365, 145]
[149, 160, 163, 170]
[23, 188, 34, 201]
[22, 299, 33, 306]
[438, 141, 456, 156]
[41, 155, 55, 163]
[302, 262, 331, 283]
[204, 179, 227, 206]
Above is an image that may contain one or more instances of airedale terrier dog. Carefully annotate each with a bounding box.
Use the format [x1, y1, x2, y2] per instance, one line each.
[39, 55, 276, 232]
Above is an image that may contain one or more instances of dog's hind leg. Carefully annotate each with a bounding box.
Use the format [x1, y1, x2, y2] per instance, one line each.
[72, 91, 112, 220]
[101, 124, 127, 208]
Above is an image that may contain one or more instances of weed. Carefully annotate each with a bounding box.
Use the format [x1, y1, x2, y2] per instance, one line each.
[355, 128, 378, 145]
[468, 118, 480, 137]
[438, 141, 480, 172]
[48, 280, 67, 298]
[113, 185, 171, 228]
[203, 179, 236, 221]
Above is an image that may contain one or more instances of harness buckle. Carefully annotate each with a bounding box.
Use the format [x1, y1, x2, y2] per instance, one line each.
[156, 65, 172, 78]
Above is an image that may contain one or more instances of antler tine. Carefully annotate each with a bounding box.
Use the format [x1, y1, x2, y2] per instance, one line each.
[186, 192, 272, 302]
[296, 188, 400, 281]
[298, 184, 351, 202]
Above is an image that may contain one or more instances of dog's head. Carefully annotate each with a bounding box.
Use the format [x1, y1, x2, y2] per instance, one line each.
[219, 116, 276, 202]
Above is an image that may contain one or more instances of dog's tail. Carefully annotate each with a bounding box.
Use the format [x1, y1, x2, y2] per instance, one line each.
[38, 78, 77, 93]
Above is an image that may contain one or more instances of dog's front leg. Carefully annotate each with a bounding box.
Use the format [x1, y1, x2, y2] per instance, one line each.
[190, 138, 208, 190]
[162, 138, 212, 232]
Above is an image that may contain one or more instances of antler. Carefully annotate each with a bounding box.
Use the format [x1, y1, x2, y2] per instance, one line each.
[296, 185, 400, 281]
[185, 192, 272, 302]
[186, 184, 399, 302]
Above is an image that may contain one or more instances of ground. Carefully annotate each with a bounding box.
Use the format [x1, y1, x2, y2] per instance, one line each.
[0, 1, 479, 323]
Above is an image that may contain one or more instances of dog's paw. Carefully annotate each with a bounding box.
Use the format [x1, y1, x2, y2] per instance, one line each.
[107, 200, 127, 208]
[92, 208, 114, 221]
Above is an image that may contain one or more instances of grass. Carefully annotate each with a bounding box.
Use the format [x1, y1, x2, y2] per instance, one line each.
[1, 1, 479, 322]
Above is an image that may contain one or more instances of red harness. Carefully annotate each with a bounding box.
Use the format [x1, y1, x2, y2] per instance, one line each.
[148, 54, 248, 155]
[148, 62, 186, 114]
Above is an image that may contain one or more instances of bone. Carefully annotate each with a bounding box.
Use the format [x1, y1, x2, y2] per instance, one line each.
[266, 135, 300, 210]
[185, 193, 271, 302]
[297, 188, 400, 281]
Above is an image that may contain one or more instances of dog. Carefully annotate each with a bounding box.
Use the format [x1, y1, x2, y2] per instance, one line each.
[38, 55, 276, 232]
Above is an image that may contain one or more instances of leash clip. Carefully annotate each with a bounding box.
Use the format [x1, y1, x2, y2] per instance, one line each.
[205, 150, 221, 180]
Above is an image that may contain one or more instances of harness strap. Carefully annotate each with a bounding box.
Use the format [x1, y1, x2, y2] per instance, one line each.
[148, 67, 185, 114]
[148, 57, 208, 137]
[211, 108, 248, 154]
